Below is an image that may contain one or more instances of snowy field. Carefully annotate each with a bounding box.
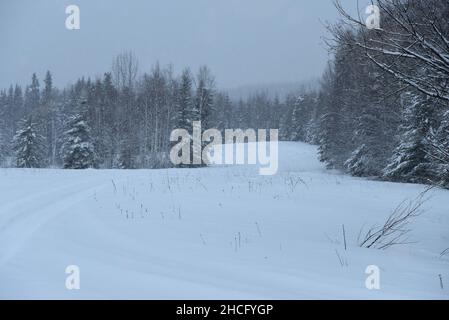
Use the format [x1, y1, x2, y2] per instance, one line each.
[0, 142, 448, 299]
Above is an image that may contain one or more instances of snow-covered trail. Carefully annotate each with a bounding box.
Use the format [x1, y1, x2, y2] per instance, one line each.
[0, 142, 448, 299]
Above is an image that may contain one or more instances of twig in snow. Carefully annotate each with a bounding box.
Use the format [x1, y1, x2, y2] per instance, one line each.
[334, 249, 348, 267]
[255, 222, 262, 237]
[285, 175, 308, 193]
[440, 248, 449, 257]
[238, 232, 241, 248]
[200, 234, 207, 246]
[111, 179, 117, 194]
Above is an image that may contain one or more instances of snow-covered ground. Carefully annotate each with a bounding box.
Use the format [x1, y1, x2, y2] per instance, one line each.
[0, 142, 448, 299]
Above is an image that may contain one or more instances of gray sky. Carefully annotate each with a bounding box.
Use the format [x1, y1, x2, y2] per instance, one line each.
[0, 0, 357, 90]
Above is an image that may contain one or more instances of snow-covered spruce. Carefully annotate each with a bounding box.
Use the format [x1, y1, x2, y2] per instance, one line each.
[60, 112, 95, 169]
[12, 117, 45, 168]
[427, 110, 449, 187]
[383, 94, 435, 183]
[344, 144, 376, 177]
[0, 117, 7, 165]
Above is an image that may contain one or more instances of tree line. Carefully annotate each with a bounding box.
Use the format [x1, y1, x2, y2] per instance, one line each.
[306, 0, 449, 188]
[0, 52, 287, 169]
[0, 61, 205, 169]
[267, 0, 449, 188]
[1, 0, 448, 190]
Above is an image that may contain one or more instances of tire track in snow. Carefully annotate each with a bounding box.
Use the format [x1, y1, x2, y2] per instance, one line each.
[0, 179, 110, 267]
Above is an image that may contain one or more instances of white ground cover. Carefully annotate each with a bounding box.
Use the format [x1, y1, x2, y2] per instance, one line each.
[0, 142, 448, 299]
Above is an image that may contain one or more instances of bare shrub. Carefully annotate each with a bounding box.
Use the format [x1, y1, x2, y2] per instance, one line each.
[358, 187, 433, 250]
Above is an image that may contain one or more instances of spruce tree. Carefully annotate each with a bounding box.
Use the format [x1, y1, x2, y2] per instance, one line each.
[383, 94, 435, 183]
[176, 69, 195, 131]
[13, 117, 45, 168]
[344, 144, 373, 177]
[195, 66, 215, 130]
[279, 94, 295, 140]
[173, 69, 201, 167]
[317, 64, 342, 169]
[61, 100, 95, 169]
[195, 67, 215, 166]
[40, 71, 60, 166]
[438, 112, 449, 187]
[290, 95, 305, 141]
[345, 103, 386, 177]
[0, 118, 6, 165]
[24, 73, 40, 112]
[427, 109, 449, 187]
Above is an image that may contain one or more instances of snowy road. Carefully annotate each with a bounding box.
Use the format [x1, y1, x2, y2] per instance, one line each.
[0, 142, 448, 299]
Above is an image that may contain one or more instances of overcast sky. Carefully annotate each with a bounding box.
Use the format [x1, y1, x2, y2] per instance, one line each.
[0, 0, 362, 90]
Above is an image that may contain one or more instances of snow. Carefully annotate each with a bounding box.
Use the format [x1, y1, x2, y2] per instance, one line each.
[0, 142, 448, 299]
